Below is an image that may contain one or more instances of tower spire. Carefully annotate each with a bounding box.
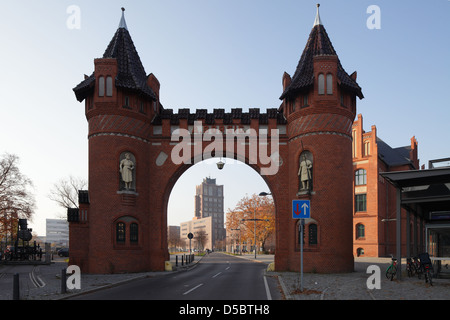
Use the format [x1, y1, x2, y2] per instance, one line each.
[313, 3, 322, 26]
[119, 7, 128, 30]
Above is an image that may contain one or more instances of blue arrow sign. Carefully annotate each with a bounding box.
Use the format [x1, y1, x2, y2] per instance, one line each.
[292, 200, 310, 219]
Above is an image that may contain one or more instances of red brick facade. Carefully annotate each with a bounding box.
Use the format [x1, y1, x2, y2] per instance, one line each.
[70, 7, 363, 274]
[352, 114, 422, 257]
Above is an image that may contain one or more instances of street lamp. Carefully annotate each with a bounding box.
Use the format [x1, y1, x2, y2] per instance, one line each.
[216, 158, 225, 170]
[258, 192, 271, 197]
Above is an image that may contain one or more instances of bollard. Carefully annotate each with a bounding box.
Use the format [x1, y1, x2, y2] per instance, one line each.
[61, 268, 67, 294]
[182, 255, 184, 266]
[13, 273, 19, 300]
[176, 255, 178, 267]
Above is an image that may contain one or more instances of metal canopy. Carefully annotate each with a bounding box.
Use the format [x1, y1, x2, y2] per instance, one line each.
[381, 167, 450, 219]
[381, 167, 450, 189]
[380, 166, 450, 280]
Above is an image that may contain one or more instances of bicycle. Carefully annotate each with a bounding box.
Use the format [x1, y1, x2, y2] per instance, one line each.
[413, 256, 422, 279]
[386, 256, 397, 281]
[418, 252, 433, 286]
[406, 257, 416, 277]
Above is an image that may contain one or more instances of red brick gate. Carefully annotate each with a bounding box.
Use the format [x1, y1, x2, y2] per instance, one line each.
[70, 6, 363, 274]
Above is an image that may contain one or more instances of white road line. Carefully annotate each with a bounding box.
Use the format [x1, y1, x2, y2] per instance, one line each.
[212, 272, 222, 278]
[182, 283, 203, 295]
[264, 276, 272, 300]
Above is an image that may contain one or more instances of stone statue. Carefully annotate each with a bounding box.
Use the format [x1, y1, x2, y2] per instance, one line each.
[298, 152, 312, 192]
[120, 153, 134, 190]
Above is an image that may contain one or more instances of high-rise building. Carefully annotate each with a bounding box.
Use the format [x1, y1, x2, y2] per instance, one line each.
[194, 177, 225, 248]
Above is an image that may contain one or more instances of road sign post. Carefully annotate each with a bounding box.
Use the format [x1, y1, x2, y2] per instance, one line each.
[187, 232, 193, 254]
[293, 200, 310, 292]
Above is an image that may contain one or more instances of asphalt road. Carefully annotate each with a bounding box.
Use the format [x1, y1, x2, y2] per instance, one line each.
[69, 252, 281, 300]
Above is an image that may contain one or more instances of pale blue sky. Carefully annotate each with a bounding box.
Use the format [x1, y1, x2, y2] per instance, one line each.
[1, 1, 449, 235]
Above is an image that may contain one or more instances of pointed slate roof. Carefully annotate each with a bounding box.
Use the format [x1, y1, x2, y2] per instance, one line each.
[280, 5, 363, 100]
[73, 8, 156, 102]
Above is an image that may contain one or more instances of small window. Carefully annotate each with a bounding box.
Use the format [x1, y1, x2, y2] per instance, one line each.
[326, 74, 333, 94]
[356, 224, 365, 239]
[98, 76, 105, 97]
[116, 222, 126, 243]
[130, 223, 138, 243]
[139, 101, 146, 114]
[355, 169, 367, 186]
[355, 194, 367, 212]
[303, 94, 308, 107]
[318, 74, 325, 95]
[106, 76, 113, 97]
[124, 96, 130, 108]
[308, 224, 318, 245]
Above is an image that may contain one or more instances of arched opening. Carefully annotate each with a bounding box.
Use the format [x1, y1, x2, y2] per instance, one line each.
[167, 157, 276, 257]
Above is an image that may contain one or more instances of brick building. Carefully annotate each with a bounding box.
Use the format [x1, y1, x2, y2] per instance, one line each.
[352, 114, 421, 257]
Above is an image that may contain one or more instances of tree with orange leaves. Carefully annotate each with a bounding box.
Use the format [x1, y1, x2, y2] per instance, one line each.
[226, 193, 274, 253]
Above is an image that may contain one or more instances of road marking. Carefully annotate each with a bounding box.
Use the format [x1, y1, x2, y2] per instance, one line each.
[225, 266, 230, 270]
[264, 276, 272, 300]
[182, 283, 203, 295]
[212, 272, 221, 278]
[30, 266, 45, 288]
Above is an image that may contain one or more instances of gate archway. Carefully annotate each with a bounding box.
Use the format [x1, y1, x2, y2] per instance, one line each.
[69, 6, 362, 274]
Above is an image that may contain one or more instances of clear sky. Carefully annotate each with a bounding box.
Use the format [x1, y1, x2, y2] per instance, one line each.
[1, 1, 449, 236]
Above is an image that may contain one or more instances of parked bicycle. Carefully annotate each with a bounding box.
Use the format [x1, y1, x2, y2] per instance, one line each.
[413, 256, 422, 279]
[386, 255, 397, 281]
[406, 257, 416, 277]
[418, 252, 433, 286]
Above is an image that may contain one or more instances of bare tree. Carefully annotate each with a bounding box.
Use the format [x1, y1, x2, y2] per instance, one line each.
[195, 229, 208, 251]
[48, 175, 87, 210]
[0, 153, 36, 240]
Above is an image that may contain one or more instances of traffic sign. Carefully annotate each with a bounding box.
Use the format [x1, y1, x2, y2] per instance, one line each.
[292, 200, 310, 219]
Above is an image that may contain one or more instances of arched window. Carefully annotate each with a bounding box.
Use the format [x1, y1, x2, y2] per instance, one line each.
[106, 76, 113, 97]
[116, 222, 126, 243]
[326, 74, 333, 94]
[355, 169, 367, 185]
[318, 74, 325, 95]
[130, 223, 139, 243]
[98, 76, 105, 97]
[356, 224, 365, 239]
[308, 224, 318, 245]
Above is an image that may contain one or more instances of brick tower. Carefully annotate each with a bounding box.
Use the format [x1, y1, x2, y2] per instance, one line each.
[280, 4, 364, 272]
[71, 9, 162, 273]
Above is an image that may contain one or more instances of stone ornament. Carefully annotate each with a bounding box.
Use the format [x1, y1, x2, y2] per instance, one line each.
[120, 152, 135, 190]
[298, 151, 313, 193]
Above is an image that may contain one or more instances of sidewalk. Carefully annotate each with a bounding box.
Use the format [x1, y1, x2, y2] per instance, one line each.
[234, 254, 450, 300]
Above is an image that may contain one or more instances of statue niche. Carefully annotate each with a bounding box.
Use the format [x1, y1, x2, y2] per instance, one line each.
[298, 150, 313, 194]
[119, 152, 136, 191]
